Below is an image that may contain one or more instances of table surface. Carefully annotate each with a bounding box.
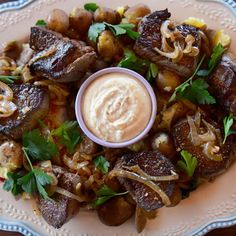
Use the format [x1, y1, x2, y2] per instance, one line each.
[0, 0, 235, 235]
[1, 226, 236, 236]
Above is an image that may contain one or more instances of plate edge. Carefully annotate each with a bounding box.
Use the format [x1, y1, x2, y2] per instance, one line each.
[0, 218, 42, 236]
[188, 212, 236, 236]
[0, 0, 235, 235]
[0, 0, 35, 13]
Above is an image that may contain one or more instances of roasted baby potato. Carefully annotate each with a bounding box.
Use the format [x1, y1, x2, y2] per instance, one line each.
[97, 196, 135, 226]
[0, 140, 23, 178]
[97, 30, 123, 62]
[124, 4, 151, 25]
[47, 9, 70, 33]
[156, 70, 181, 93]
[94, 7, 121, 24]
[69, 8, 93, 34]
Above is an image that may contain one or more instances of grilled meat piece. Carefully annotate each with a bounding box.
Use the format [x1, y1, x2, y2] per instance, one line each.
[208, 54, 236, 117]
[29, 27, 96, 82]
[134, 9, 201, 77]
[172, 113, 234, 178]
[115, 151, 180, 212]
[0, 84, 49, 139]
[39, 166, 80, 228]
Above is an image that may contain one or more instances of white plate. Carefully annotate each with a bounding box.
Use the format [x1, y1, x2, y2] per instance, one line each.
[0, 0, 236, 235]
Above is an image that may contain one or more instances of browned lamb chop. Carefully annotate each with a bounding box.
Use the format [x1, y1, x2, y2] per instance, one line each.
[208, 54, 236, 117]
[134, 9, 201, 77]
[38, 166, 80, 228]
[172, 112, 234, 178]
[0, 84, 49, 139]
[29, 27, 96, 82]
[110, 151, 181, 212]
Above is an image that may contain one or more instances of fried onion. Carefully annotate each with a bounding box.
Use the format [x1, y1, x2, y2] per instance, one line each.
[0, 81, 17, 118]
[154, 20, 200, 62]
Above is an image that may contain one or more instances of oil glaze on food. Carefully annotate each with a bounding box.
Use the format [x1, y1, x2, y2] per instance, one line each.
[1, 2, 236, 233]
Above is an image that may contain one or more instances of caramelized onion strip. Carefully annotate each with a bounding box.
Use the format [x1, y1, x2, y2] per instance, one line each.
[0, 56, 17, 73]
[0, 81, 17, 118]
[156, 20, 200, 61]
[62, 154, 89, 171]
[109, 169, 171, 206]
[55, 187, 84, 202]
[123, 165, 179, 181]
[34, 80, 69, 105]
[154, 41, 182, 60]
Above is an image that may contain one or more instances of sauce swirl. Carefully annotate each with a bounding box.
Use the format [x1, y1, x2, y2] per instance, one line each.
[81, 72, 152, 142]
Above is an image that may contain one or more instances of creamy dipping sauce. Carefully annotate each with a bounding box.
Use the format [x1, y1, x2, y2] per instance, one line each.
[81, 72, 152, 142]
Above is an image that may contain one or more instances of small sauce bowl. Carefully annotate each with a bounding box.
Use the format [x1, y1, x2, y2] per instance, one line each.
[75, 67, 157, 148]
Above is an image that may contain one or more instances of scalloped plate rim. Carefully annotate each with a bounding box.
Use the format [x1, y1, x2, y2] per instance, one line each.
[0, 0, 235, 235]
[0, 219, 42, 236]
[0, 0, 35, 13]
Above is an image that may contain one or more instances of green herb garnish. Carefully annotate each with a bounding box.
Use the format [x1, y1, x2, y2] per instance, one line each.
[19, 148, 52, 199]
[52, 121, 82, 154]
[146, 63, 158, 83]
[126, 29, 140, 40]
[35, 19, 47, 26]
[0, 75, 20, 84]
[23, 129, 58, 161]
[17, 168, 52, 199]
[88, 22, 139, 42]
[117, 49, 158, 82]
[177, 150, 197, 177]
[84, 3, 99, 12]
[93, 185, 128, 207]
[3, 172, 24, 196]
[117, 49, 149, 73]
[177, 78, 216, 104]
[106, 23, 137, 37]
[93, 156, 110, 174]
[88, 23, 106, 42]
[223, 114, 236, 144]
[169, 55, 215, 104]
[197, 43, 225, 77]
[3, 150, 53, 199]
[169, 55, 205, 102]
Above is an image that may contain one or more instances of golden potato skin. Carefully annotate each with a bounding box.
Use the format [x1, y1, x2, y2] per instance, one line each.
[97, 30, 123, 62]
[94, 7, 121, 24]
[97, 196, 135, 226]
[124, 4, 151, 25]
[69, 8, 93, 34]
[155, 70, 181, 93]
[47, 9, 69, 33]
[0, 140, 23, 177]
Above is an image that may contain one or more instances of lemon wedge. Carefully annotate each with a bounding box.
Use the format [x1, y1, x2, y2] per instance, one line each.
[213, 30, 231, 48]
[116, 6, 126, 17]
[184, 17, 206, 29]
